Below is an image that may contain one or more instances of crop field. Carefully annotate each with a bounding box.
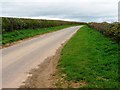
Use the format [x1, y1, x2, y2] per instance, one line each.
[57, 26, 119, 88]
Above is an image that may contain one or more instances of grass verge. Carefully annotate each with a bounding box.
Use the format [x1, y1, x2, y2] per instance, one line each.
[1, 25, 73, 45]
[57, 25, 119, 88]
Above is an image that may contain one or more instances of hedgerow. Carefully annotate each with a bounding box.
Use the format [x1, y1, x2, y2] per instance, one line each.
[2, 17, 85, 33]
[88, 22, 120, 43]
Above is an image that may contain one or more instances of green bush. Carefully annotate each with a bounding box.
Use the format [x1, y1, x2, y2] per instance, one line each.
[88, 22, 120, 43]
[2, 17, 86, 33]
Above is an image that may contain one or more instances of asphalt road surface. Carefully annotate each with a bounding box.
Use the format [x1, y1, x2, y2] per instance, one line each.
[1, 26, 82, 88]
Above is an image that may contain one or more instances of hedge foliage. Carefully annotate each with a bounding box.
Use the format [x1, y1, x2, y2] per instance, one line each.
[2, 17, 85, 33]
[88, 22, 120, 43]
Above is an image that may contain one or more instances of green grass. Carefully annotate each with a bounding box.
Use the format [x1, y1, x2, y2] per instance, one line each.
[1, 25, 73, 45]
[58, 25, 119, 88]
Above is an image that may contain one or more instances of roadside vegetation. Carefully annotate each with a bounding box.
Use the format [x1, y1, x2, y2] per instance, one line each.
[1, 25, 74, 45]
[56, 26, 119, 88]
[88, 22, 120, 43]
[1, 17, 119, 88]
[1, 17, 86, 46]
[2, 17, 85, 33]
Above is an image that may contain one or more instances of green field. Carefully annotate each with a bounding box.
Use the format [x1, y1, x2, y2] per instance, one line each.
[1, 25, 73, 45]
[57, 26, 119, 88]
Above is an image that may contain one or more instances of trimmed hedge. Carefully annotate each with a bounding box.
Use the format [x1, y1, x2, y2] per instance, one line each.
[88, 22, 120, 43]
[2, 17, 85, 33]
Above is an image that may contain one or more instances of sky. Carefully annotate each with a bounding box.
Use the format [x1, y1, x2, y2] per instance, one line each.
[1, 0, 119, 22]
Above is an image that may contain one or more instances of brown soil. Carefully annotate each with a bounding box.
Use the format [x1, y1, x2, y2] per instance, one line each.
[20, 43, 64, 88]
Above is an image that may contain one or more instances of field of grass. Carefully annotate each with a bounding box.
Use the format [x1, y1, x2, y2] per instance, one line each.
[1, 25, 73, 45]
[57, 26, 119, 88]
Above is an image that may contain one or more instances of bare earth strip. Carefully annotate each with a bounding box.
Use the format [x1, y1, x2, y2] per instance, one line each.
[20, 43, 64, 88]
[1, 26, 82, 88]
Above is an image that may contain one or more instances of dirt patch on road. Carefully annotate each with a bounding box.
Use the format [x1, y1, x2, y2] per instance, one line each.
[20, 43, 64, 88]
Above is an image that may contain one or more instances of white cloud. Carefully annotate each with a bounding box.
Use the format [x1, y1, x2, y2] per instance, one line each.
[1, 0, 119, 22]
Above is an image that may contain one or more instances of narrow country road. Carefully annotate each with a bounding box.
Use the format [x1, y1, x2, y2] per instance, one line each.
[2, 26, 81, 88]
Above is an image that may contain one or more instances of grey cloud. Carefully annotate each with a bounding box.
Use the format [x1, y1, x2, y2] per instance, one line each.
[1, 0, 119, 22]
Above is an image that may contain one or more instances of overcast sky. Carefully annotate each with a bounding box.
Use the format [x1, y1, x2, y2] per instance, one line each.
[1, 0, 119, 22]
